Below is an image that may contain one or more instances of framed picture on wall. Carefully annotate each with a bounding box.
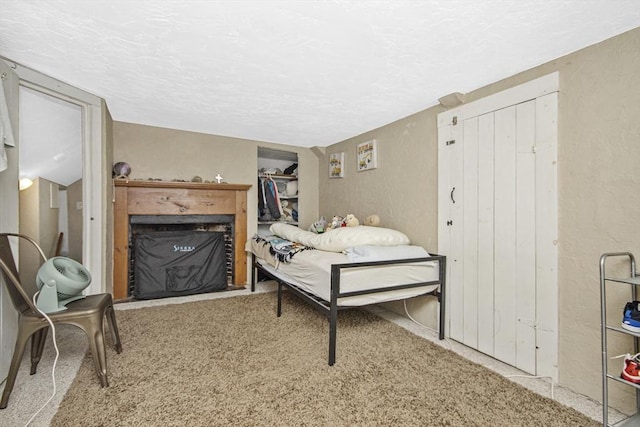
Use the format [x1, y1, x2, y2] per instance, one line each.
[329, 152, 344, 178]
[357, 139, 377, 172]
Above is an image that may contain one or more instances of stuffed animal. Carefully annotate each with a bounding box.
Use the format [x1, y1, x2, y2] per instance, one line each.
[326, 215, 344, 231]
[364, 214, 380, 227]
[309, 216, 327, 234]
[281, 200, 293, 220]
[344, 213, 360, 227]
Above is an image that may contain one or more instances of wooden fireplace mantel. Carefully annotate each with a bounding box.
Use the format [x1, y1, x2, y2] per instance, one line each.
[113, 179, 251, 300]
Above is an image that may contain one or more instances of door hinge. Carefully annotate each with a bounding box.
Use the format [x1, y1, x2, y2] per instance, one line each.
[452, 116, 458, 126]
[446, 220, 453, 226]
[446, 139, 456, 146]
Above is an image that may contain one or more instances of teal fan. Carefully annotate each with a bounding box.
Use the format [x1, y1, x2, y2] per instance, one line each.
[36, 257, 91, 313]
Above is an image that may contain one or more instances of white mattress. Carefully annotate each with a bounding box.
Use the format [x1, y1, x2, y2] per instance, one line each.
[255, 249, 439, 307]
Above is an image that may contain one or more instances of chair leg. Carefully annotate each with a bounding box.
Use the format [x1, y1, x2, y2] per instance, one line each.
[1, 326, 33, 409]
[30, 327, 49, 375]
[106, 305, 122, 354]
[84, 320, 109, 388]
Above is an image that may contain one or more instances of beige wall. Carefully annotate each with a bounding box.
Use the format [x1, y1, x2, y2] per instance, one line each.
[319, 107, 442, 250]
[18, 178, 40, 289]
[111, 122, 320, 284]
[320, 27, 640, 410]
[317, 105, 445, 333]
[66, 179, 83, 262]
[19, 177, 61, 287]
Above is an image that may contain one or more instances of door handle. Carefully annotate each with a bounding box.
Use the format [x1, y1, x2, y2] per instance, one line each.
[450, 187, 456, 204]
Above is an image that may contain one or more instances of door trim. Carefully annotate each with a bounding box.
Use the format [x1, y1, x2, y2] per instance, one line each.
[438, 72, 559, 127]
[0, 58, 19, 382]
[1, 56, 106, 295]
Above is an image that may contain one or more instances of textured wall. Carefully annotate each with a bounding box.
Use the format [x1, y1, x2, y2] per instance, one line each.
[18, 177, 60, 283]
[318, 107, 442, 250]
[321, 27, 640, 410]
[66, 179, 83, 262]
[18, 178, 41, 288]
[557, 27, 640, 412]
[317, 106, 444, 328]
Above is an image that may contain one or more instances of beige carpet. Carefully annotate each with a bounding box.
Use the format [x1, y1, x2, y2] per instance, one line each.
[52, 292, 598, 427]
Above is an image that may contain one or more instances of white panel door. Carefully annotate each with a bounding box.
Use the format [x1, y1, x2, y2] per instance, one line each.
[493, 105, 519, 367]
[462, 117, 479, 350]
[476, 113, 495, 357]
[438, 73, 558, 379]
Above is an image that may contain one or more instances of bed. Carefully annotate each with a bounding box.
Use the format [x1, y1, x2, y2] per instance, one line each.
[248, 223, 446, 365]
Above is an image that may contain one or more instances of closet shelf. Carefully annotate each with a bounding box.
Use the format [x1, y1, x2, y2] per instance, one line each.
[259, 173, 297, 180]
[258, 221, 298, 225]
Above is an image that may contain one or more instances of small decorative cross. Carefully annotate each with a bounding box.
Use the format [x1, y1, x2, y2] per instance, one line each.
[214, 174, 224, 183]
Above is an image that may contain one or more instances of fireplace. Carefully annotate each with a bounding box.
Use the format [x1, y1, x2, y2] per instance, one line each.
[129, 215, 234, 299]
[113, 180, 251, 300]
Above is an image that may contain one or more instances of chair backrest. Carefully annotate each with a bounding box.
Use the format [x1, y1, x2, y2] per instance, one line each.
[0, 233, 47, 315]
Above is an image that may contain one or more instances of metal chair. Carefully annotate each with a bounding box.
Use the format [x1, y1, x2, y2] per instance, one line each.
[0, 233, 122, 409]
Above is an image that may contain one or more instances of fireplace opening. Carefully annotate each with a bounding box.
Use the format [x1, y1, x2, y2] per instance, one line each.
[128, 215, 235, 299]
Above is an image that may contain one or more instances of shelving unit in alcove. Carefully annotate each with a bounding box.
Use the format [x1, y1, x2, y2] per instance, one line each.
[600, 252, 640, 427]
[257, 147, 299, 236]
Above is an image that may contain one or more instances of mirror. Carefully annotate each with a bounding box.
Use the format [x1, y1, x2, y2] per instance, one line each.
[18, 85, 83, 261]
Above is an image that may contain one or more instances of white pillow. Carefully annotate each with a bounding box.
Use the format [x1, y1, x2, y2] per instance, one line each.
[269, 222, 411, 252]
[270, 223, 411, 252]
[310, 226, 410, 252]
[344, 245, 429, 262]
[269, 223, 317, 246]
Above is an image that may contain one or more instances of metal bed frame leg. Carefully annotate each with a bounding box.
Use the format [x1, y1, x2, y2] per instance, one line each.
[277, 282, 283, 317]
[251, 253, 256, 292]
[328, 301, 337, 366]
[328, 267, 340, 366]
[438, 256, 446, 340]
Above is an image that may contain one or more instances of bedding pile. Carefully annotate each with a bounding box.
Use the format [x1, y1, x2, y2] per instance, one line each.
[250, 222, 419, 267]
[252, 234, 313, 265]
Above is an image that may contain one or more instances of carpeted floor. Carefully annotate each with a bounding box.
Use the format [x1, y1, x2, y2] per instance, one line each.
[51, 292, 599, 426]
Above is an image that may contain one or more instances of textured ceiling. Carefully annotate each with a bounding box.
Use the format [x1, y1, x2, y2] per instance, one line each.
[1, 0, 639, 148]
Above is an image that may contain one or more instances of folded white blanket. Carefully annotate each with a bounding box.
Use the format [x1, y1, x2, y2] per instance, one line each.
[344, 245, 429, 263]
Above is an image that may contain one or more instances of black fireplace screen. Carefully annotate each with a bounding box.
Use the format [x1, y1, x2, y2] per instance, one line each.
[133, 230, 228, 300]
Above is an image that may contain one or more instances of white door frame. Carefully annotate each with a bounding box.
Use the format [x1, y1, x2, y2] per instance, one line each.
[438, 72, 559, 380]
[0, 59, 20, 382]
[1, 57, 106, 296]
